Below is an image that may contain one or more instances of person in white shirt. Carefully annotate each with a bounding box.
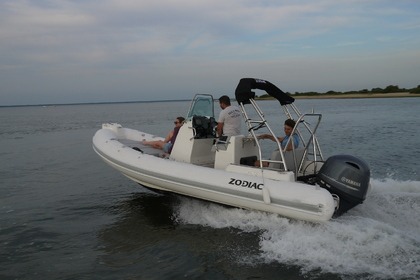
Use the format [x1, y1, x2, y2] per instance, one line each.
[217, 95, 241, 137]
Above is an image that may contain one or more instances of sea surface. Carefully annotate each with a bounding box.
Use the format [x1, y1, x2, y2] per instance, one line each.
[1, 97, 419, 280]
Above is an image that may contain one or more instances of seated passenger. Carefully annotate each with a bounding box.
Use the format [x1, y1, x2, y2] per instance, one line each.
[255, 119, 299, 167]
[142, 116, 185, 154]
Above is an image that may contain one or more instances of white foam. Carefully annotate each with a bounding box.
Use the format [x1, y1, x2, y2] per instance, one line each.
[173, 179, 420, 279]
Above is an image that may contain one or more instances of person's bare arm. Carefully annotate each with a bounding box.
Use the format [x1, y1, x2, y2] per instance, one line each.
[217, 123, 224, 137]
[164, 130, 174, 143]
[284, 140, 293, 151]
[258, 134, 279, 142]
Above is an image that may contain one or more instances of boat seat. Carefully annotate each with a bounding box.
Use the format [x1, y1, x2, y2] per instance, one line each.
[268, 147, 306, 171]
[192, 116, 216, 139]
[214, 135, 258, 170]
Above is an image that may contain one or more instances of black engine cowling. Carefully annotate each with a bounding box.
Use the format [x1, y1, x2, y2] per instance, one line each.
[317, 155, 370, 216]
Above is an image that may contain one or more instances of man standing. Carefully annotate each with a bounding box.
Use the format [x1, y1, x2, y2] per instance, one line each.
[217, 95, 241, 137]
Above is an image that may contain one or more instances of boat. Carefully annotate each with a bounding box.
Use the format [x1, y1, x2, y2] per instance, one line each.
[93, 78, 371, 222]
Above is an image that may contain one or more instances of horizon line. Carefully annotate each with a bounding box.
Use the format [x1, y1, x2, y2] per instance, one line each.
[0, 99, 192, 108]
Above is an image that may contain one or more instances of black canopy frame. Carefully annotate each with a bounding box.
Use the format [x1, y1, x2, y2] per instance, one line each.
[234, 78, 295, 106]
[233, 78, 324, 178]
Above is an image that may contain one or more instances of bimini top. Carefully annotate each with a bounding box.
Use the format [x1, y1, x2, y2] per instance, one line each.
[234, 78, 295, 106]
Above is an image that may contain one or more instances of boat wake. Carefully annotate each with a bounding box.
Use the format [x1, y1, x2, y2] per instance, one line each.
[173, 178, 420, 280]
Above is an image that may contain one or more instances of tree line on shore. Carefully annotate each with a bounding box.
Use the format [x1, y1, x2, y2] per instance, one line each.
[258, 84, 420, 98]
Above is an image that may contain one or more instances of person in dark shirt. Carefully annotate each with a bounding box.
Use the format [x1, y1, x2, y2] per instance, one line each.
[142, 116, 185, 153]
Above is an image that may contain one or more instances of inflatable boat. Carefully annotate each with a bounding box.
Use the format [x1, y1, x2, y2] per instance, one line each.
[93, 78, 371, 222]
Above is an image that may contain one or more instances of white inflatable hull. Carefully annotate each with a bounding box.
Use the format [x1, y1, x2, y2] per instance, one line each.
[93, 123, 336, 222]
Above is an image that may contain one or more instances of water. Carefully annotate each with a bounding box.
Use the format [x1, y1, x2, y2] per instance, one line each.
[0, 98, 419, 280]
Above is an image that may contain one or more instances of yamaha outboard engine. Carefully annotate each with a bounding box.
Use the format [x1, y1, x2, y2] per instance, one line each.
[317, 155, 370, 216]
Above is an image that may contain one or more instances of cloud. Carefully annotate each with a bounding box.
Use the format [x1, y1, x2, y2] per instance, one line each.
[0, 0, 420, 105]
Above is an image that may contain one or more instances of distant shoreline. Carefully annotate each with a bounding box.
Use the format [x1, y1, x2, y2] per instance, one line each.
[292, 92, 418, 99]
[2, 92, 418, 107]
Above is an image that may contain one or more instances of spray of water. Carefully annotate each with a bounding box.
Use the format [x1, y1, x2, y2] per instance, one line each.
[173, 179, 420, 279]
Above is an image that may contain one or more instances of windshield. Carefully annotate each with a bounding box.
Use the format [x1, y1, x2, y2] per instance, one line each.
[186, 94, 214, 119]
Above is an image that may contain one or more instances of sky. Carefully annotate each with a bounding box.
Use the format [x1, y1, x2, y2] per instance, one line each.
[1, 0, 420, 106]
